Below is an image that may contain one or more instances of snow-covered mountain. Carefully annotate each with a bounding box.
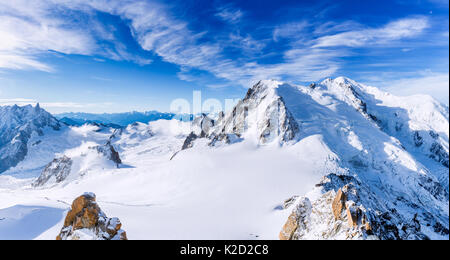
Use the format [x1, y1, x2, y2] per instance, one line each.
[173, 78, 449, 239]
[55, 111, 177, 127]
[0, 104, 61, 173]
[0, 77, 448, 240]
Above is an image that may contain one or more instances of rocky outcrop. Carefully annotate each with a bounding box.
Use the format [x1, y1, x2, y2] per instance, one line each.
[320, 78, 369, 116]
[279, 188, 373, 240]
[176, 80, 300, 152]
[280, 173, 448, 240]
[91, 141, 122, 167]
[182, 132, 198, 150]
[57, 193, 127, 240]
[208, 133, 241, 146]
[223, 81, 299, 144]
[32, 156, 73, 187]
[33, 141, 122, 187]
[331, 187, 372, 233]
[192, 114, 215, 138]
[429, 142, 449, 168]
[282, 195, 299, 209]
[279, 197, 311, 240]
[331, 189, 346, 220]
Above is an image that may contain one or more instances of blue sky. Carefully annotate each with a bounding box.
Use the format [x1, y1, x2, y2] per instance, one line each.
[0, 0, 448, 113]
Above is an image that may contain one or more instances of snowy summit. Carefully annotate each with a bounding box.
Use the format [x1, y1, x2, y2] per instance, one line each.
[0, 77, 448, 240]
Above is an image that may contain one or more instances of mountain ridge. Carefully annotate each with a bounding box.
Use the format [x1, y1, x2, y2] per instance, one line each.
[177, 78, 449, 239]
[0, 104, 62, 173]
[0, 76, 448, 240]
[55, 111, 177, 127]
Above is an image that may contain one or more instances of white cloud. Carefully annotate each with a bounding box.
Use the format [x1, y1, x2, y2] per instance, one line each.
[376, 72, 449, 105]
[273, 21, 309, 41]
[0, 0, 441, 95]
[313, 21, 363, 35]
[0, 0, 96, 71]
[314, 17, 429, 48]
[0, 98, 36, 106]
[69, 1, 340, 86]
[0, 0, 151, 72]
[0, 53, 54, 72]
[101, 4, 431, 87]
[228, 33, 266, 54]
[0, 97, 115, 112]
[215, 7, 243, 24]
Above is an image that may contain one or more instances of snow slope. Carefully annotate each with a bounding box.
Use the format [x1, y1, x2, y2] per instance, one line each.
[0, 120, 338, 239]
[0, 104, 61, 173]
[0, 77, 448, 240]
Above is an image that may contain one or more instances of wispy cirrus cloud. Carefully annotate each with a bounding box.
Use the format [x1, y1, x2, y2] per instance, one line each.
[0, 0, 96, 71]
[71, 1, 341, 85]
[98, 2, 433, 86]
[0, 0, 151, 72]
[215, 6, 243, 24]
[313, 17, 429, 48]
[0, 0, 442, 93]
[366, 71, 449, 105]
[273, 21, 309, 42]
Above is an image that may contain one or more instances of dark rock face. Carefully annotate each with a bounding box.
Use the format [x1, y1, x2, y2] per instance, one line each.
[192, 114, 215, 138]
[33, 141, 122, 187]
[182, 132, 198, 150]
[173, 81, 301, 158]
[208, 133, 241, 146]
[93, 141, 122, 167]
[33, 156, 73, 187]
[414, 131, 424, 147]
[0, 132, 29, 173]
[56, 193, 127, 240]
[309, 83, 317, 89]
[221, 81, 300, 144]
[429, 142, 449, 168]
[411, 131, 448, 168]
[314, 173, 448, 240]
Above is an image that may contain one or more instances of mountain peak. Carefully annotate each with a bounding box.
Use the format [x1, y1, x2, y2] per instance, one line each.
[186, 80, 300, 145]
[0, 104, 61, 173]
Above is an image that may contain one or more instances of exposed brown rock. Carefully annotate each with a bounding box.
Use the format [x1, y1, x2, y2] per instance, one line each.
[282, 195, 299, 209]
[68, 194, 100, 230]
[346, 205, 360, 227]
[279, 197, 312, 240]
[362, 215, 372, 232]
[332, 188, 346, 220]
[279, 211, 299, 240]
[56, 193, 127, 240]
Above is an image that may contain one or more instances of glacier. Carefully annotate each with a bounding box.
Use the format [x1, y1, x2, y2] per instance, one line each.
[0, 77, 448, 240]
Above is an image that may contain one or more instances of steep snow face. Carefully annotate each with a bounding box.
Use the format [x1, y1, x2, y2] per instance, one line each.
[191, 80, 300, 145]
[318, 77, 449, 189]
[0, 104, 61, 173]
[0, 122, 115, 188]
[163, 78, 448, 239]
[186, 79, 449, 239]
[0, 77, 448, 240]
[270, 78, 449, 239]
[33, 141, 122, 187]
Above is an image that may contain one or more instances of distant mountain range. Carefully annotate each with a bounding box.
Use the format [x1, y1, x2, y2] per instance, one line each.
[0, 77, 448, 240]
[55, 111, 178, 127]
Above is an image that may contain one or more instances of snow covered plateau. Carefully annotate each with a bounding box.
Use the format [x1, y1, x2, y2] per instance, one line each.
[0, 77, 448, 240]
